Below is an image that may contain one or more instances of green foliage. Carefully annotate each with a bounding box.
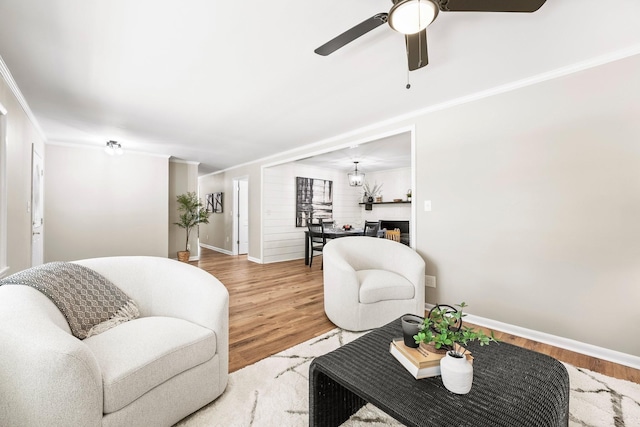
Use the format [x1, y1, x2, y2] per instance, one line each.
[413, 302, 498, 357]
[174, 192, 211, 251]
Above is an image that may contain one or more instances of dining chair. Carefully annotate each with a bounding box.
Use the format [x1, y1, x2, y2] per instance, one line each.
[307, 222, 326, 268]
[363, 221, 380, 237]
[321, 219, 335, 229]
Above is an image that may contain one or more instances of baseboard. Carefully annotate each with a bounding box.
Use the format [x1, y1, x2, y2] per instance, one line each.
[425, 303, 640, 370]
[200, 244, 262, 263]
[200, 243, 233, 256]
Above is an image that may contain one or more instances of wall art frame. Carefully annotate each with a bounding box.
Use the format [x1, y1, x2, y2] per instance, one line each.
[295, 177, 333, 227]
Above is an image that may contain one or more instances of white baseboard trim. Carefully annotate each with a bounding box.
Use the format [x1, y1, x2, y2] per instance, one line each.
[200, 244, 262, 263]
[425, 303, 640, 370]
[200, 244, 233, 256]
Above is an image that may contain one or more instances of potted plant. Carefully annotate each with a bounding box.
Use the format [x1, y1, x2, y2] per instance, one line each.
[174, 192, 211, 262]
[406, 189, 412, 202]
[413, 302, 497, 394]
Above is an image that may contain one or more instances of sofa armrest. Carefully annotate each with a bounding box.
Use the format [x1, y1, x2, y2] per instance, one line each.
[0, 286, 103, 427]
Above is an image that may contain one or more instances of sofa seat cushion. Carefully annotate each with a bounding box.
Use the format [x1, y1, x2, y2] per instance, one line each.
[357, 269, 415, 304]
[83, 316, 216, 414]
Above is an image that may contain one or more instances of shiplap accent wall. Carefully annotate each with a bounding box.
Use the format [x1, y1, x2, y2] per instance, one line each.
[263, 164, 412, 263]
[263, 163, 362, 263]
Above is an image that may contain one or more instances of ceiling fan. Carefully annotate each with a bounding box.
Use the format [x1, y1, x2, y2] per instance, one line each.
[314, 0, 548, 71]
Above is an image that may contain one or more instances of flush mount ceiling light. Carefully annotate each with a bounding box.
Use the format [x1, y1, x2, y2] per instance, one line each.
[388, 0, 438, 35]
[348, 161, 365, 187]
[104, 140, 123, 156]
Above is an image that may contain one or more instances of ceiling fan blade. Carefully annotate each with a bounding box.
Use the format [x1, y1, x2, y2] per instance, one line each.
[405, 30, 428, 71]
[437, 0, 547, 12]
[314, 13, 388, 56]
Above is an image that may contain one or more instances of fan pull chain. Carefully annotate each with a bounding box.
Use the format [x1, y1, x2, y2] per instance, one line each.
[406, 68, 411, 90]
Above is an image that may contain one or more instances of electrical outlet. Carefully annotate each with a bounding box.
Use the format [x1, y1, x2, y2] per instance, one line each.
[425, 275, 436, 288]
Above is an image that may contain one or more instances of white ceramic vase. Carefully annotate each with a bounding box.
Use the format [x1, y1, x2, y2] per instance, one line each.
[440, 351, 473, 394]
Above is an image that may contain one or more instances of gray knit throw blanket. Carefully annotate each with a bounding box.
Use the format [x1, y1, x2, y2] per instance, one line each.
[0, 261, 139, 339]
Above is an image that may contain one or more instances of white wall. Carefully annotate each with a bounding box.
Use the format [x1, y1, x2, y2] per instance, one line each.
[360, 168, 412, 223]
[198, 54, 640, 360]
[199, 163, 262, 258]
[0, 58, 46, 276]
[262, 163, 361, 263]
[414, 54, 640, 357]
[198, 172, 228, 253]
[44, 144, 169, 261]
[169, 160, 199, 259]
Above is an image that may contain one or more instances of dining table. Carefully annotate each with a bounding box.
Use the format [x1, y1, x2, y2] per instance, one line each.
[304, 227, 364, 265]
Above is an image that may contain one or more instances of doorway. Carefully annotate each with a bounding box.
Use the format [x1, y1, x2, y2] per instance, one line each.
[233, 177, 249, 255]
[31, 146, 44, 266]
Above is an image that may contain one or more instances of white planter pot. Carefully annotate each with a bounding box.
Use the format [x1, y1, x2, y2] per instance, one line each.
[440, 351, 473, 394]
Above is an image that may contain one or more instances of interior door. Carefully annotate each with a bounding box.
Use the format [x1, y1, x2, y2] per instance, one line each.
[238, 179, 249, 255]
[31, 147, 44, 266]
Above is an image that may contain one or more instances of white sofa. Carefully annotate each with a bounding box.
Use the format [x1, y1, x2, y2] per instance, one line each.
[0, 256, 229, 427]
[323, 236, 425, 331]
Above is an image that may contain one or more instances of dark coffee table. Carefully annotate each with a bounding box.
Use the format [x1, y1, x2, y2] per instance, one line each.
[309, 316, 569, 426]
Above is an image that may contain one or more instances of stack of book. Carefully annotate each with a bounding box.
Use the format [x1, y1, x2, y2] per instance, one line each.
[389, 339, 472, 379]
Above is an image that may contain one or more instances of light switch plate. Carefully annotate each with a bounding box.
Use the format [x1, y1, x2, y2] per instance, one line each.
[425, 275, 436, 288]
[424, 200, 432, 212]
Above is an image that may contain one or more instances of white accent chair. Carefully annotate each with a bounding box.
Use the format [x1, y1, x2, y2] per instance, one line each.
[0, 256, 229, 427]
[322, 236, 425, 331]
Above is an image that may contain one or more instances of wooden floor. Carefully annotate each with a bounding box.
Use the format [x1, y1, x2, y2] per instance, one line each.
[193, 248, 640, 383]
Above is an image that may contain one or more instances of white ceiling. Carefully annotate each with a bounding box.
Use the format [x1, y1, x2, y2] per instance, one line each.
[0, 0, 639, 174]
[295, 132, 411, 173]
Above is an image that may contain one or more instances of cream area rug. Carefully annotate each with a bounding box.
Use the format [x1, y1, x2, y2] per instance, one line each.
[176, 329, 640, 427]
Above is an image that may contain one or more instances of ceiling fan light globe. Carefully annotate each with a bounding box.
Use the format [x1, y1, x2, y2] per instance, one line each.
[389, 0, 438, 35]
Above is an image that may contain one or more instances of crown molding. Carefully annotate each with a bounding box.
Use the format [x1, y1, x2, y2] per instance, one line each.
[169, 158, 200, 165]
[211, 46, 640, 176]
[0, 55, 47, 141]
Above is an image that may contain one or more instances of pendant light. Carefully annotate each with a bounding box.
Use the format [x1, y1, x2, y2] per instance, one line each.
[348, 161, 365, 187]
